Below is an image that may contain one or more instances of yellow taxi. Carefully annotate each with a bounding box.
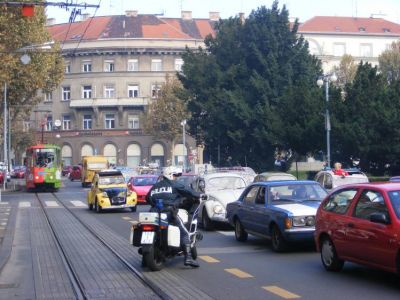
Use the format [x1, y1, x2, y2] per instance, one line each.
[87, 170, 137, 213]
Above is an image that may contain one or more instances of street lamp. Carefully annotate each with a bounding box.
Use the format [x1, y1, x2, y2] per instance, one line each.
[180, 119, 187, 172]
[317, 73, 337, 168]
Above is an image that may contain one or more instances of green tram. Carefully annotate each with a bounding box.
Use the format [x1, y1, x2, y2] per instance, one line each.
[25, 144, 62, 192]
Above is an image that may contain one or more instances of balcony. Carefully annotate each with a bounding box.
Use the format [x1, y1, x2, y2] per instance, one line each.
[70, 97, 149, 108]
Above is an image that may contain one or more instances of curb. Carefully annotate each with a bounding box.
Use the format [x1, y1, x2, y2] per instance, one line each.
[0, 201, 17, 272]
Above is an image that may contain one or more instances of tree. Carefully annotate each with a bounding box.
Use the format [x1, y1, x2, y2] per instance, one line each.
[332, 54, 358, 89]
[379, 40, 400, 83]
[0, 2, 64, 149]
[179, 1, 323, 170]
[143, 76, 191, 163]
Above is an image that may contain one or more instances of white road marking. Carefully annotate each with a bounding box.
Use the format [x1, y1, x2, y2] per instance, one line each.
[19, 202, 31, 208]
[0, 202, 9, 205]
[45, 201, 59, 207]
[217, 231, 235, 236]
[0, 222, 6, 226]
[70, 200, 87, 207]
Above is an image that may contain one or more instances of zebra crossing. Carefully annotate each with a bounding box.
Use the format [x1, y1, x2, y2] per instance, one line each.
[18, 200, 88, 208]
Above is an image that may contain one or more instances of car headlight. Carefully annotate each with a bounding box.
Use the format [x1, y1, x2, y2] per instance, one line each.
[213, 204, 225, 214]
[292, 216, 315, 227]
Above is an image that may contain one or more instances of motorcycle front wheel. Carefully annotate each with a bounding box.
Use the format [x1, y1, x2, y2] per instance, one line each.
[191, 246, 197, 260]
[143, 245, 164, 271]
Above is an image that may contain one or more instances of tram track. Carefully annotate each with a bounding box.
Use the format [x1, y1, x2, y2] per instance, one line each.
[35, 192, 168, 300]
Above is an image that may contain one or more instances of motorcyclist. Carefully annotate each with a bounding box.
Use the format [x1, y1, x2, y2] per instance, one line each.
[146, 171, 201, 268]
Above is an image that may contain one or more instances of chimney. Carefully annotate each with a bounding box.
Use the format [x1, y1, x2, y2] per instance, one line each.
[126, 10, 138, 17]
[46, 18, 56, 26]
[181, 11, 192, 20]
[209, 12, 220, 21]
[81, 13, 90, 21]
[239, 12, 245, 24]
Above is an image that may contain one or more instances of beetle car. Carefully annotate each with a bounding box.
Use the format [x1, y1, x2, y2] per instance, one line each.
[127, 175, 158, 204]
[87, 170, 137, 213]
[315, 169, 368, 191]
[253, 171, 296, 182]
[315, 182, 400, 275]
[227, 180, 328, 252]
[191, 172, 247, 230]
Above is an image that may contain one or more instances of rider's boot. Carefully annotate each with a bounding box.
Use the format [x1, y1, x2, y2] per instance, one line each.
[184, 245, 199, 268]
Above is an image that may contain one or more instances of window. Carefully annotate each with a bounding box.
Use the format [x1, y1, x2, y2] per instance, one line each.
[44, 92, 52, 102]
[360, 44, 372, 57]
[354, 190, 389, 220]
[151, 59, 162, 71]
[104, 60, 115, 72]
[151, 84, 162, 98]
[128, 59, 138, 71]
[128, 114, 139, 129]
[62, 115, 71, 130]
[105, 114, 115, 129]
[82, 85, 92, 99]
[62, 86, 71, 101]
[128, 85, 139, 98]
[104, 84, 115, 98]
[46, 115, 53, 131]
[83, 114, 92, 130]
[333, 43, 346, 57]
[243, 186, 259, 204]
[175, 58, 184, 71]
[82, 61, 92, 72]
[323, 189, 358, 214]
[388, 191, 400, 219]
[65, 62, 71, 73]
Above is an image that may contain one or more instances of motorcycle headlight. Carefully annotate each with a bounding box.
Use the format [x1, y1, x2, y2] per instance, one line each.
[292, 216, 315, 227]
[213, 204, 225, 214]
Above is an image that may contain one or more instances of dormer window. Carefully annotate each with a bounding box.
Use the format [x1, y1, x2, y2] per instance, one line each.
[358, 27, 366, 32]
[383, 28, 391, 33]
[334, 26, 341, 32]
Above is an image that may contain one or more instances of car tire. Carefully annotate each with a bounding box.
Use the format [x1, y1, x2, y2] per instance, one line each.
[234, 219, 248, 242]
[95, 199, 102, 213]
[320, 237, 344, 272]
[201, 208, 214, 231]
[130, 206, 137, 212]
[271, 225, 287, 252]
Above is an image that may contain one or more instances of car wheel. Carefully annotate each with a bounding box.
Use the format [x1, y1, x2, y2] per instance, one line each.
[95, 199, 102, 213]
[271, 225, 287, 252]
[321, 237, 344, 272]
[201, 208, 214, 231]
[234, 219, 248, 242]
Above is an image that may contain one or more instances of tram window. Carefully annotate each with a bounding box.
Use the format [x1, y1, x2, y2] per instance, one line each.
[35, 149, 57, 168]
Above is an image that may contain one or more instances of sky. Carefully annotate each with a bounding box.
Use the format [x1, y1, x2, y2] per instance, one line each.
[45, 0, 400, 24]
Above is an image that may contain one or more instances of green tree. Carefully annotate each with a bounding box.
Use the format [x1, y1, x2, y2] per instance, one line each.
[0, 1, 64, 148]
[143, 76, 191, 163]
[179, 2, 323, 170]
[378, 40, 400, 83]
[332, 54, 358, 90]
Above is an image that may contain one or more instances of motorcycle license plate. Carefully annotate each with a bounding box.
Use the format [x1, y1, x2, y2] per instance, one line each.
[141, 231, 155, 244]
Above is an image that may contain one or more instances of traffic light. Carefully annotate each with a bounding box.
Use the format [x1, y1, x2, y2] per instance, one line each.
[21, 5, 35, 17]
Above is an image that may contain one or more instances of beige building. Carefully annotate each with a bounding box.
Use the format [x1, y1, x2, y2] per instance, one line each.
[31, 11, 218, 167]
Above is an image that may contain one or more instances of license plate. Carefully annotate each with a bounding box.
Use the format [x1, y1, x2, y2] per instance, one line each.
[141, 231, 155, 244]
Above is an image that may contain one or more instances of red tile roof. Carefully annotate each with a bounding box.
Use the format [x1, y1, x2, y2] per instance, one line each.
[299, 16, 400, 35]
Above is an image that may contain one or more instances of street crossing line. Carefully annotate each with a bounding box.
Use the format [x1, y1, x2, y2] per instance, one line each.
[217, 231, 235, 236]
[45, 201, 59, 207]
[262, 286, 300, 299]
[70, 200, 87, 207]
[0, 202, 9, 205]
[122, 216, 132, 220]
[198, 256, 220, 263]
[224, 268, 253, 278]
[19, 202, 31, 208]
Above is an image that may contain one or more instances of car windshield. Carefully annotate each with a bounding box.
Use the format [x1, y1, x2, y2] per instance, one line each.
[388, 190, 400, 219]
[133, 177, 157, 186]
[206, 176, 246, 191]
[269, 183, 327, 202]
[99, 176, 125, 185]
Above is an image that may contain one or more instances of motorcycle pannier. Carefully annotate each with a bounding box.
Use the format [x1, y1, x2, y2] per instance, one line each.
[132, 228, 142, 247]
[167, 225, 180, 248]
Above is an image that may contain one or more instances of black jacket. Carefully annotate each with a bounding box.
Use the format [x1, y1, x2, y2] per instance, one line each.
[146, 176, 200, 211]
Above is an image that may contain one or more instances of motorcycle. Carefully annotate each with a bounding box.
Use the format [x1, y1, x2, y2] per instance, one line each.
[130, 196, 206, 271]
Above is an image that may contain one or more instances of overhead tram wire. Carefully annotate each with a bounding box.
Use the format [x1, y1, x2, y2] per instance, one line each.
[60, 1, 80, 52]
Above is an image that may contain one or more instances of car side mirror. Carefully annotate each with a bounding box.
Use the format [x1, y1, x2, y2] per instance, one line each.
[370, 212, 390, 225]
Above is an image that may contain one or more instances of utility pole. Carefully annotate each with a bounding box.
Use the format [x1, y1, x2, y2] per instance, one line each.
[3, 83, 7, 190]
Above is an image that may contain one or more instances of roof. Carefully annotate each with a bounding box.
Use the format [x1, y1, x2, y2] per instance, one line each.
[333, 181, 400, 191]
[98, 170, 123, 177]
[299, 16, 400, 35]
[254, 180, 321, 187]
[47, 15, 216, 42]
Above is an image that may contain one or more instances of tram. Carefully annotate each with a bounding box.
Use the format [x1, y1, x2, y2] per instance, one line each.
[25, 144, 62, 192]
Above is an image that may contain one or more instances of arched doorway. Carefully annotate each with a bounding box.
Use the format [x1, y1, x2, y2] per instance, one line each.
[174, 144, 187, 168]
[81, 144, 94, 159]
[150, 143, 165, 168]
[104, 144, 117, 165]
[61, 144, 72, 166]
[127, 144, 141, 168]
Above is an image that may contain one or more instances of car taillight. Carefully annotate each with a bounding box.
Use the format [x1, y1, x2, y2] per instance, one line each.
[141, 225, 155, 231]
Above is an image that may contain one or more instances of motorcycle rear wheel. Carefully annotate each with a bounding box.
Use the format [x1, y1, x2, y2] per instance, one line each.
[143, 245, 164, 271]
[191, 246, 197, 260]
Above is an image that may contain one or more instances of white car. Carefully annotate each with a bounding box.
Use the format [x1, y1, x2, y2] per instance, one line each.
[314, 169, 369, 191]
[191, 172, 247, 230]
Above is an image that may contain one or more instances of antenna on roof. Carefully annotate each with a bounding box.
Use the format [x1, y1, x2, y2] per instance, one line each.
[180, 0, 184, 11]
[370, 13, 387, 19]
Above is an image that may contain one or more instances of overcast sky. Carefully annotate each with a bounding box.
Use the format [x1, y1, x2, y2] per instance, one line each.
[46, 0, 400, 24]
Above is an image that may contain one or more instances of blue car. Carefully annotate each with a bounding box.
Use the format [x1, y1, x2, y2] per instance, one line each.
[226, 180, 328, 252]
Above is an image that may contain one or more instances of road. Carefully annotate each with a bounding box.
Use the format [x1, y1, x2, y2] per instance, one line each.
[0, 178, 399, 299]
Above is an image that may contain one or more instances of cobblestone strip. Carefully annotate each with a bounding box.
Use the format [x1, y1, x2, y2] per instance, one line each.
[37, 194, 159, 300]
[72, 209, 214, 300]
[30, 197, 76, 300]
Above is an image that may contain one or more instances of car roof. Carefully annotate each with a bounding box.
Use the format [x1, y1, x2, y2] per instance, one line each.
[98, 170, 123, 177]
[132, 174, 158, 178]
[252, 180, 322, 187]
[334, 181, 400, 192]
[201, 172, 246, 179]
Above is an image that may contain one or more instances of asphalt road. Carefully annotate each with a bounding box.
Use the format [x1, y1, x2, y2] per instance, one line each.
[1, 178, 400, 299]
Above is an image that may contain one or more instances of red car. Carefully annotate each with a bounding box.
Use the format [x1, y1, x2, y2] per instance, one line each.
[11, 167, 25, 179]
[128, 175, 158, 204]
[69, 165, 82, 181]
[62, 165, 73, 177]
[0, 171, 4, 184]
[315, 182, 400, 275]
